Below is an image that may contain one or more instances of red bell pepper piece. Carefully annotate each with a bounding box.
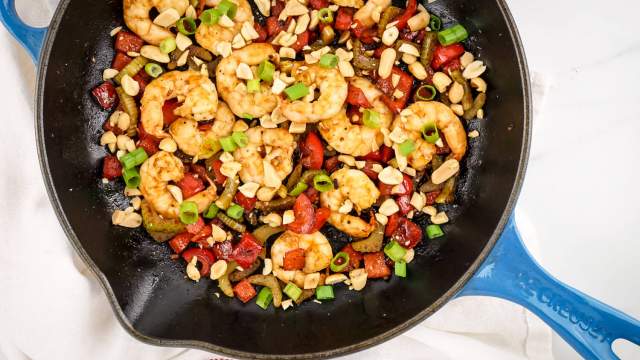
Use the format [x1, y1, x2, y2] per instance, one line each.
[431, 44, 465, 70]
[393, 0, 417, 30]
[265, 16, 284, 37]
[379, 173, 414, 196]
[304, 187, 319, 203]
[360, 145, 393, 163]
[182, 248, 216, 276]
[373, 45, 390, 58]
[290, 30, 310, 52]
[392, 217, 423, 249]
[186, 216, 205, 235]
[190, 164, 209, 184]
[396, 194, 414, 215]
[231, 233, 263, 269]
[286, 193, 316, 234]
[253, 22, 268, 42]
[177, 172, 205, 199]
[443, 58, 462, 73]
[308, 0, 328, 9]
[271, 0, 285, 16]
[111, 52, 132, 71]
[335, 7, 354, 31]
[114, 31, 144, 53]
[351, 20, 376, 44]
[283, 248, 306, 270]
[361, 160, 381, 180]
[162, 99, 180, 126]
[234, 192, 257, 212]
[364, 251, 391, 278]
[92, 82, 118, 110]
[132, 71, 150, 94]
[191, 223, 213, 248]
[346, 84, 372, 108]
[169, 232, 192, 254]
[385, 213, 401, 237]
[137, 136, 159, 156]
[233, 279, 257, 303]
[339, 244, 363, 272]
[208, 159, 227, 186]
[300, 132, 323, 170]
[424, 190, 441, 205]
[309, 207, 331, 233]
[377, 67, 413, 114]
[102, 155, 122, 180]
[212, 240, 234, 260]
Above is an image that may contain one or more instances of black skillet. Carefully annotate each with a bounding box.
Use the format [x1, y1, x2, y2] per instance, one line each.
[1, 0, 639, 358]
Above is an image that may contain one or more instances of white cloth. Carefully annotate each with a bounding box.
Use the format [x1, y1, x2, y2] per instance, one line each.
[0, 1, 553, 359]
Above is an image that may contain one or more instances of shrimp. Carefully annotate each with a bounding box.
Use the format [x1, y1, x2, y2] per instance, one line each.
[353, 0, 391, 29]
[169, 102, 235, 157]
[281, 65, 348, 123]
[216, 43, 279, 118]
[123, 0, 189, 45]
[141, 70, 219, 138]
[271, 230, 333, 275]
[320, 168, 380, 238]
[391, 101, 467, 170]
[233, 127, 295, 188]
[195, 0, 254, 55]
[140, 151, 217, 218]
[318, 77, 393, 156]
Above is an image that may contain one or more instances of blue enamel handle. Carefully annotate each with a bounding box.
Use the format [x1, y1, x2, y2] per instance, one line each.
[457, 216, 640, 359]
[0, 0, 48, 62]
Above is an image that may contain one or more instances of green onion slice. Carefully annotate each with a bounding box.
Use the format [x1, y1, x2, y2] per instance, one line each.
[415, 84, 437, 101]
[421, 121, 440, 144]
[330, 252, 350, 272]
[438, 24, 468, 46]
[363, 109, 381, 129]
[398, 139, 415, 156]
[319, 54, 338, 68]
[219, 136, 237, 152]
[203, 203, 220, 219]
[283, 282, 303, 301]
[226, 203, 244, 220]
[200, 8, 223, 25]
[426, 224, 444, 239]
[120, 147, 148, 170]
[288, 181, 308, 196]
[144, 63, 164, 78]
[315, 285, 334, 300]
[231, 131, 249, 148]
[313, 173, 334, 192]
[176, 17, 197, 35]
[122, 167, 141, 188]
[159, 37, 177, 54]
[317, 8, 334, 24]
[429, 15, 442, 31]
[384, 240, 407, 262]
[256, 287, 273, 309]
[394, 260, 407, 277]
[217, 0, 238, 19]
[179, 201, 199, 224]
[258, 60, 275, 82]
[284, 82, 310, 100]
[247, 79, 261, 93]
[241, 113, 254, 120]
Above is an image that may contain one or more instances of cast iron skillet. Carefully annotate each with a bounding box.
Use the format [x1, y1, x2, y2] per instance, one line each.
[2, 0, 639, 358]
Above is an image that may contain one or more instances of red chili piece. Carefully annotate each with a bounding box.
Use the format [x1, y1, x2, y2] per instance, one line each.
[392, 217, 423, 249]
[231, 233, 263, 269]
[102, 155, 122, 180]
[346, 84, 372, 108]
[182, 248, 216, 276]
[114, 31, 144, 53]
[335, 7, 354, 31]
[300, 132, 324, 170]
[286, 193, 316, 234]
[431, 44, 465, 70]
[283, 248, 306, 270]
[233, 279, 257, 303]
[92, 82, 118, 110]
[393, 0, 417, 30]
[169, 232, 192, 254]
[339, 244, 363, 272]
[111, 52, 132, 71]
[234, 192, 257, 212]
[364, 251, 391, 278]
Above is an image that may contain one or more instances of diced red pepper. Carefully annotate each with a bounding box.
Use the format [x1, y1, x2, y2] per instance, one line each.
[266, 16, 285, 37]
[208, 159, 227, 186]
[283, 248, 306, 270]
[186, 216, 205, 235]
[271, 0, 285, 17]
[379, 173, 414, 196]
[360, 145, 393, 163]
[309, 207, 331, 232]
[191, 223, 213, 248]
[182, 248, 216, 276]
[290, 30, 310, 52]
[286, 193, 315, 234]
[132, 71, 150, 95]
[233, 279, 257, 303]
[253, 22, 268, 42]
[190, 164, 209, 183]
[231, 233, 263, 269]
[304, 187, 319, 203]
[102, 155, 122, 180]
[431, 44, 465, 70]
[92, 82, 118, 110]
[393, 0, 417, 30]
[361, 160, 380, 180]
[169, 232, 192, 254]
[392, 217, 423, 249]
[114, 31, 144, 53]
[177, 172, 205, 199]
[137, 136, 159, 156]
[212, 240, 233, 260]
[364, 251, 391, 278]
[324, 156, 340, 173]
[308, 0, 328, 9]
[424, 191, 441, 205]
[377, 67, 413, 114]
[443, 58, 462, 73]
[112, 52, 132, 71]
[234, 192, 257, 212]
[335, 7, 354, 31]
[385, 213, 401, 237]
[373, 45, 390, 58]
[339, 244, 363, 272]
[346, 84, 372, 108]
[351, 19, 376, 44]
[396, 194, 413, 215]
[162, 99, 180, 126]
[300, 132, 324, 170]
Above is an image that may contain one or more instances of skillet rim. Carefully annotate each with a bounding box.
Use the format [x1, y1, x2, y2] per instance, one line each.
[35, 0, 531, 358]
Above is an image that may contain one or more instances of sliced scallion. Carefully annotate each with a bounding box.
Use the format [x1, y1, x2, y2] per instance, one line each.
[426, 224, 444, 239]
[122, 167, 141, 188]
[219, 136, 237, 152]
[256, 287, 273, 309]
[398, 139, 415, 156]
[313, 173, 334, 192]
[231, 131, 249, 148]
[317, 8, 333, 24]
[176, 17, 197, 35]
[217, 0, 238, 19]
[319, 54, 338, 68]
[204, 203, 220, 219]
[283, 282, 302, 301]
[288, 181, 308, 196]
[315, 285, 334, 300]
[429, 15, 442, 31]
[226, 203, 244, 220]
[159, 37, 176, 54]
[395, 260, 407, 277]
[421, 121, 440, 144]
[120, 147, 148, 169]
[200, 8, 223, 25]
[415, 84, 437, 101]
[144, 63, 163, 78]
[258, 60, 275, 82]
[438, 24, 468, 46]
[179, 201, 199, 224]
[284, 82, 309, 100]
[384, 240, 407, 262]
[330, 252, 349, 272]
[247, 79, 261, 93]
[363, 109, 381, 129]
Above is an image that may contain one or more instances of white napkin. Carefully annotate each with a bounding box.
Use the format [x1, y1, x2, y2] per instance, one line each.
[0, 2, 553, 358]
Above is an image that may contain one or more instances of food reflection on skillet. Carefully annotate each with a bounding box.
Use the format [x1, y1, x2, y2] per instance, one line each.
[96, 0, 488, 309]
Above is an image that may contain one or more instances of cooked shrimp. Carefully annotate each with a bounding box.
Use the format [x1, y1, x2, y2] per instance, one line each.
[141, 70, 219, 138]
[318, 77, 393, 156]
[195, 0, 254, 55]
[320, 168, 380, 238]
[140, 151, 217, 218]
[353, 0, 391, 29]
[123, 0, 189, 45]
[281, 65, 348, 123]
[233, 127, 295, 188]
[169, 102, 235, 157]
[392, 101, 467, 170]
[271, 231, 333, 274]
[216, 43, 279, 118]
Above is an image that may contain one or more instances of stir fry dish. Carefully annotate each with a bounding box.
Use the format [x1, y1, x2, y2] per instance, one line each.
[96, 0, 488, 310]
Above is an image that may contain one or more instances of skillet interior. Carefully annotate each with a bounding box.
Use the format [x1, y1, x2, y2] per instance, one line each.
[36, 0, 530, 357]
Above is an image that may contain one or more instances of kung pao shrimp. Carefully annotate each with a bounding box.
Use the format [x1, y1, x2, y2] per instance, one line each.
[95, 0, 488, 310]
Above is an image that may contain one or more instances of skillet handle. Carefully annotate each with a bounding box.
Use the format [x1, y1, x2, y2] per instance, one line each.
[0, 0, 48, 62]
[457, 215, 640, 360]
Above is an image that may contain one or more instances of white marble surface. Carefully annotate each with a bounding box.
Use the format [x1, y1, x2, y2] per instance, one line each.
[4, 0, 640, 359]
